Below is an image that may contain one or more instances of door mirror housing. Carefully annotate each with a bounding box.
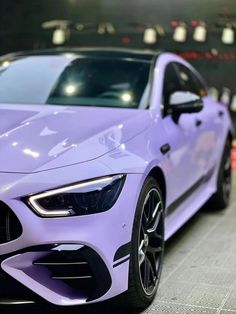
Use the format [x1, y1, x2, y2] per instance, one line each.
[167, 91, 203, 118]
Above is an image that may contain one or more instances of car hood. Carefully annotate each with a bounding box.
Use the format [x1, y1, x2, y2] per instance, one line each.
[0, 104, 151, 173]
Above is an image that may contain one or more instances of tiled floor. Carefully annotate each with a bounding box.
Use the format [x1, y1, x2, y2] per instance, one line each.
[143, 174, 236, 314]
[1, 176, 236, 314]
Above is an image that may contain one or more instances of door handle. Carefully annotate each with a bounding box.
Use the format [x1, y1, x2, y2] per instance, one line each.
[160, 143, 171, 155]
[195, 119, 202, 127]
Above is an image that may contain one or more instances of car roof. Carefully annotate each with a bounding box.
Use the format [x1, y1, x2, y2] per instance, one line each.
[1, 47, 162, 63]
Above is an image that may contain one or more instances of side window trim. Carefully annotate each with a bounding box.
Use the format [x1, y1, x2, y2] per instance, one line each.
[174, 62, 207, 97]
[162, 62, 182, 116]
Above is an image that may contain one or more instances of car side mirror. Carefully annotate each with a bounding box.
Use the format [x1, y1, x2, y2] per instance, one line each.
[167, 91, 203, 122]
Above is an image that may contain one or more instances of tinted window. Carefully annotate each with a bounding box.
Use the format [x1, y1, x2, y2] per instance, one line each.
[0, 56, 151, 109]
[175, 63, 207, 97]
[163, 63, 181, 105]
[191, 73, 207, 97]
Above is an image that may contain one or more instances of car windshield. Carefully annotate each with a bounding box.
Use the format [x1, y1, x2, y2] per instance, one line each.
[0, 55, 151, 109]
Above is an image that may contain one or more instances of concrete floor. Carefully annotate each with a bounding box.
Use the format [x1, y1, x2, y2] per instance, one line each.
[1, 175, 236, 314]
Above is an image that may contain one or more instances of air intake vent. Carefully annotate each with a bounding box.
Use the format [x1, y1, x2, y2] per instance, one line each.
[34, 251, 95, 292]
[34, 246, 111, 301]
[0, 201, 22, 244]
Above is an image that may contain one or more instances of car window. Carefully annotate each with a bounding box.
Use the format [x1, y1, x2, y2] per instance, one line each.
[192, 73, 207, 97]
[175, 63, 207, 97]
[163, 63, 181, 105]
[0, 56, 151, 109]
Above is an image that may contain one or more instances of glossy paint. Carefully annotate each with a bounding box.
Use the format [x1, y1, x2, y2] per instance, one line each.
[0, 105, 151, 172]
[0, 52, 233, 305]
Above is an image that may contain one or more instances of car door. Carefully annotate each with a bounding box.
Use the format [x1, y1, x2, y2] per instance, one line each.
[161, 62, 205, 217]
[175, 63, 218, 179]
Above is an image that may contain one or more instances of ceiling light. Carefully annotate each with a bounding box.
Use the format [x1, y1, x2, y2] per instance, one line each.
[193, 22, 207, 42]
[42, 20, 70, 45]
[52, 28, 66, 45]
[106, 23, 115, 34]
[230, 95, 236, 112]
[98, 23, 106, 34]
[143, 28, 157, 44]
[173, 23, 187, 42]
[155, 24, 165, 36]
[222, 25, 234, 44]
[211, 48, 219, 56]
[97, 23, 115, 35]
[208, 87, 219, 102]
[220, 87, 231, 105]
[75, 23, 85, 32]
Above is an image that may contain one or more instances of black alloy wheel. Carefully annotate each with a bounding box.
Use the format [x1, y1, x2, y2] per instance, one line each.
[206, 139, 232, 210]
[121, 177, 164, 309]
[138, 187, 164, 296]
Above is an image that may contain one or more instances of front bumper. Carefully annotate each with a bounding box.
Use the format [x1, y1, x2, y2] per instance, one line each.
[0, 173, 143, 305]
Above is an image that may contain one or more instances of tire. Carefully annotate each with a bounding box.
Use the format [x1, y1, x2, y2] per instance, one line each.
[206, 139, 232, 210]
[121, 177, 165, 309]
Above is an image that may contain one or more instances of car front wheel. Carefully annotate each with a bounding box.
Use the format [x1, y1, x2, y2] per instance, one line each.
[122, 177, 165, 309]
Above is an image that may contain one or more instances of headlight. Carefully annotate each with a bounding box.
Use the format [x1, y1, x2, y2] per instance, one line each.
[26, 175, 125, 217]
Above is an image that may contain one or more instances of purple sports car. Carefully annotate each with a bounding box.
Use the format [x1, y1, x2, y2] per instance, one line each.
[0, 48, 233, 309]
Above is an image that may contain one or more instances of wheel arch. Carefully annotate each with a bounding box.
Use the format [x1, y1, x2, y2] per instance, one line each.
[147, 167, 166, 208]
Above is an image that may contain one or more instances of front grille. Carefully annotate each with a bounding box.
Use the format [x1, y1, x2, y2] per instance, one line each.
[0, 201, 22, 244]
[34, 246, 112, 301]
